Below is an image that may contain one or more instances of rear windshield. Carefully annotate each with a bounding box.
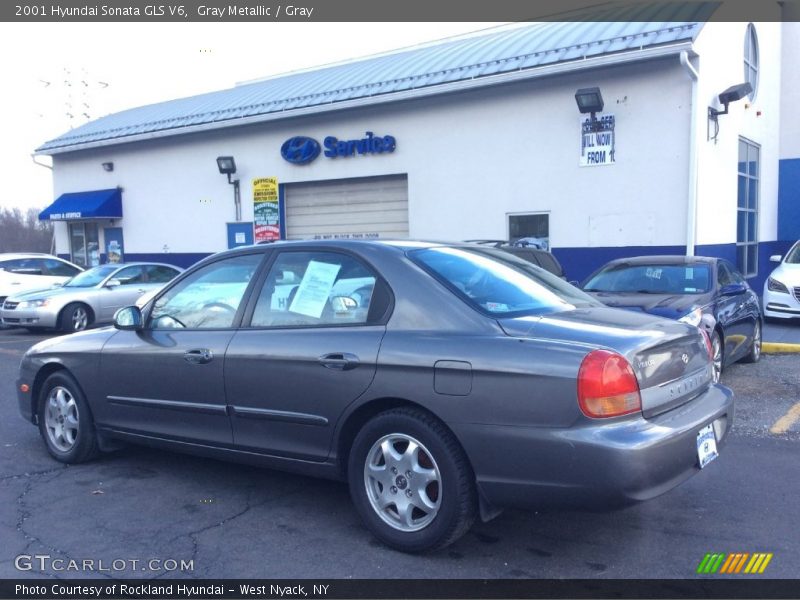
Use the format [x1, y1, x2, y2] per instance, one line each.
[410, 247, 598, 317]
[584, 263, 712, 294]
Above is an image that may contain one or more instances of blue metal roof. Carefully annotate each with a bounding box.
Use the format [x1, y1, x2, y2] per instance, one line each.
[38, 15, 708, 154]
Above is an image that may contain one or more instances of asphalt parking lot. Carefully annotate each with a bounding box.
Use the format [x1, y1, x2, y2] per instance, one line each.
[1, 325, 798, 580]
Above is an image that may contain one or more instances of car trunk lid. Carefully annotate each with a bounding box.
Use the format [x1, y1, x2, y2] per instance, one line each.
[498, 306, 713, 418]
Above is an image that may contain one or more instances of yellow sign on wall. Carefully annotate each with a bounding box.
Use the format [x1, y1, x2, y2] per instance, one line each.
[253, 177, 280, 242]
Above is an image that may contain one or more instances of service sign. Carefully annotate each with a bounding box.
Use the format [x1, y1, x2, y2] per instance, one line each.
[579, 115, 616, 167]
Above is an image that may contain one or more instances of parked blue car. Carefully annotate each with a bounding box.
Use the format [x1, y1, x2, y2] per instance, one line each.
[582, 255, 762, 383]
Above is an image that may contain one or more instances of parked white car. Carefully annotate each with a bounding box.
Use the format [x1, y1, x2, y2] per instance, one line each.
[0, 253, 83, 305]
[763, 240, 800, 320]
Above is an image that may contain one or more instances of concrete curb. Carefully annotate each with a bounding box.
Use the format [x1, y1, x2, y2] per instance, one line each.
[762, 342, 800, 354]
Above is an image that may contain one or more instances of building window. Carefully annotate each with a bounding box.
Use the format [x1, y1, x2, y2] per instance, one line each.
[68, 222, 100, 268]
[737, 138, 759, 277]
[744, 24, 758, 101]
[508, 213, 550, 250]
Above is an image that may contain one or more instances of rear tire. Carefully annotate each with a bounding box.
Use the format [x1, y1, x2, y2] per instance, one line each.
[348, 407, 477, 552]
[60, 303, 91, 333]
[38, 371, 100, 463]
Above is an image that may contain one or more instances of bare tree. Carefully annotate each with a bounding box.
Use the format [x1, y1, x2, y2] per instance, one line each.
[0, 208, 54, 253]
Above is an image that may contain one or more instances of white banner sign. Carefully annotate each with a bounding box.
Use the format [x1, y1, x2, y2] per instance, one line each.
[579, 115, 616, 167]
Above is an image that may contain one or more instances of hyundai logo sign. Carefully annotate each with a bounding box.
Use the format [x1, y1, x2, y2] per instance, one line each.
[280, 136, 321, 165]
[281, 132, 397, 165]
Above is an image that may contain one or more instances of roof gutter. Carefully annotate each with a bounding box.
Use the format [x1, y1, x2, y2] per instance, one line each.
[39, 41, 695, 156]
[680, 50, 700, 257]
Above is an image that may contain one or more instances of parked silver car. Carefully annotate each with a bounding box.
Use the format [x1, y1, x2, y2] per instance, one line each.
[1, 262, 182, 332]
[17, 241, 733, 552]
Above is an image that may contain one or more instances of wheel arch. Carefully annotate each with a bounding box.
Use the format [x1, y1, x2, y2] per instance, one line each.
[31, 363, 88, 424]
[58, 302, 95, 330]
[335, 397, 471, 479]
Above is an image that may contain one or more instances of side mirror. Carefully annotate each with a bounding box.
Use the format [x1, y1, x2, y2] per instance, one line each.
[719, 282, 746, 297]
[105, 279, 121, 288]
[114, 306, 143, 331]
[769, 254, 782, 263]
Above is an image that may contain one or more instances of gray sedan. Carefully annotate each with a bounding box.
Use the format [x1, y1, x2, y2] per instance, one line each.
[15, 241, 733, 552]
[1, 262, 182, 332]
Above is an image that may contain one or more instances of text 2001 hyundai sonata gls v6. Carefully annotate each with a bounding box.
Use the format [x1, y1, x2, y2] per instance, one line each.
[16, 241, 733, 552]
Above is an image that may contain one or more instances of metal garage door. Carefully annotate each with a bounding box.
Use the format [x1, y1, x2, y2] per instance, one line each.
[284, 174, 409, 240]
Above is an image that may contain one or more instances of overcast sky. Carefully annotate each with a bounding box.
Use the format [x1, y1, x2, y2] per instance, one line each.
[0, 22, 502, 214]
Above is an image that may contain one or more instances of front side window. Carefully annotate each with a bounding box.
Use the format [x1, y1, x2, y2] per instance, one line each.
[146, 265, 180, 283]
[149, 254, 261, 329]
[43, 259, 81, 277]
[250, 252, 378, 328]
[585, 263, 712, 295]
[737, 138, 760, 277]
[744, 24, 759, 101]
[0, 258, 45, 275]
[411, 246, 596, 317]
[113, 266, 145, 285]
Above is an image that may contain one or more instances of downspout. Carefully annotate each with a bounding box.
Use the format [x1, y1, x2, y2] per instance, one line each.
[680, 51, 699, 257]
[30, 154, 56, 254]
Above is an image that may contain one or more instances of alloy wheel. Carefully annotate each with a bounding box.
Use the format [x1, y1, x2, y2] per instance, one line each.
[71, 306, 88, 331]
[363, 433, 442, 532]
[44, 386, 79, 452]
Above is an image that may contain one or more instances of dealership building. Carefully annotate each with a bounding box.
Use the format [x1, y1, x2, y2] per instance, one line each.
[36, 12, 799, 288]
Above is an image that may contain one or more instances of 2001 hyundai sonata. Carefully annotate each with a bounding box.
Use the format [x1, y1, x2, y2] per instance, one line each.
[17, 241, 733, 552]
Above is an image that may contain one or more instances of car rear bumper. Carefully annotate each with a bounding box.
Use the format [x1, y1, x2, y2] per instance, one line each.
[453, 382, 734, 511]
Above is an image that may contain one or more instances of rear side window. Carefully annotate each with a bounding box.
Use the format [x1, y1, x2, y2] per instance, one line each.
[146, 265, 180, 283]
[249, 251, 383, 328]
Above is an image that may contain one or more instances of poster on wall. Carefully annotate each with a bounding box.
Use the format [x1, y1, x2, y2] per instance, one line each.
[579, 114, 615, 167]
[252, 177, 280, 242]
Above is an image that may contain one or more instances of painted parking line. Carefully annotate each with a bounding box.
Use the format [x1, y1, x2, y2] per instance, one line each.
[770, 402, 800, 435]
[0, 347, 23, 356]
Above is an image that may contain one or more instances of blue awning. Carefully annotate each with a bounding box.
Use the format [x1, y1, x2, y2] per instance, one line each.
[39, 188, 123, 221]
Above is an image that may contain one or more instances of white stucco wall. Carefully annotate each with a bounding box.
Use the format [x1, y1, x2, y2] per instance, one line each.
[692, 21, 782, 246]
[780, 21, 800, 160]
[50, 55, 693, 257]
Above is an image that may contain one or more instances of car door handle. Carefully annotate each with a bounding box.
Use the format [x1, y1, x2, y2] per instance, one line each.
[318, 353, 359, 371]
[184, 349, 214, 365]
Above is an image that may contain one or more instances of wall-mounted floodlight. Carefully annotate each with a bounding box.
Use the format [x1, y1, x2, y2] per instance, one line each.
[575, 87, 604, 117]
[709, 82, 753, 119]
[575, 87, 605, 133]
[708, 82, 753, 142]
[102, 162, 114, 172]
[216, 156, 241, 221]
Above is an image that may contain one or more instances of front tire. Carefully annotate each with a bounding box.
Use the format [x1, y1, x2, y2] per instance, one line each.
[348, 407, 477, 552]
[741, 319, 762, 364]
[38, 371, 99, 463]
[60, 303, 91, 333]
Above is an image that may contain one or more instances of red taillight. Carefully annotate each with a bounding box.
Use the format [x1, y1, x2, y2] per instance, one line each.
[577, 350, 642, 418]
[700, 329, 713, 360]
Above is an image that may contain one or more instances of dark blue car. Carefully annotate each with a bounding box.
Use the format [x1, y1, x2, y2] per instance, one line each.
[582, 255, 762, 383]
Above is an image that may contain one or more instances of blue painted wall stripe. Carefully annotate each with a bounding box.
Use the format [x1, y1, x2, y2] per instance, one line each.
[778, 158, 800, 241]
